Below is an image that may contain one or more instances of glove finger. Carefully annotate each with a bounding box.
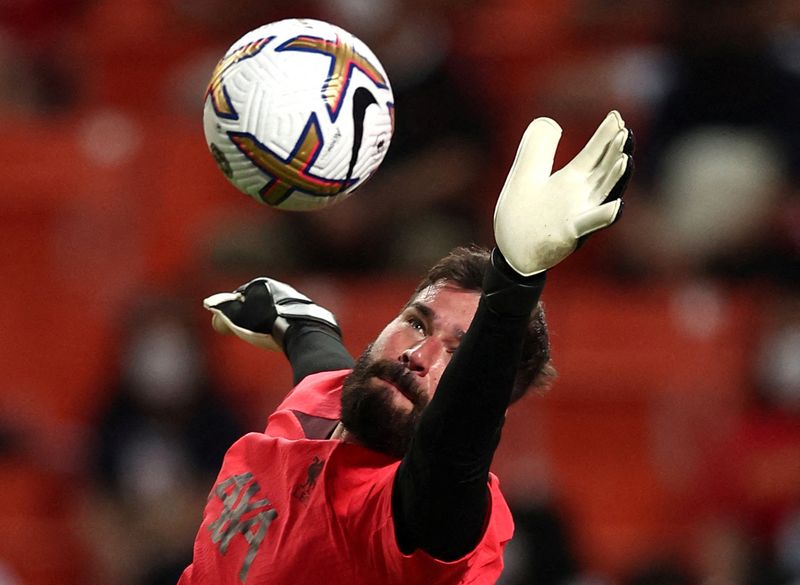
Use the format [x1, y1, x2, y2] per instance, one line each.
[591, 155, 629, 205]
[203, 293, 245, 332]
[589, 126, 626, 179]
[623, 127, 635, 157]
[208, 306, 281, 350]
[573, 199, 623, 238]
[203, 292, 244, 328]
[211, 311, 234, 335]
[204, 299, 242, 336]
[575, 198, 625, 250]
[203, 291, 243, 310]
[569, 110, 626, 174]
[506, 117, 563, 189]
[605, 151, 634, 204]
[606, 128, 634, 201]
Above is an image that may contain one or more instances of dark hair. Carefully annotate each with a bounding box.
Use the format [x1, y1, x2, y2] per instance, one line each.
[410, 244, 556, 402]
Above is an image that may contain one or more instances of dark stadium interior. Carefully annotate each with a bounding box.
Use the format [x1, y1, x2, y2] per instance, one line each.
[0, 0, 797, 583]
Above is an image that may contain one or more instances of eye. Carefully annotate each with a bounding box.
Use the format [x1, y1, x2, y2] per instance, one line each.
[406, 316, 426, 334]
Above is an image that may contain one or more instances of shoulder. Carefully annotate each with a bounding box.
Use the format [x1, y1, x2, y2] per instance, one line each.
[266, 369, 351, 439]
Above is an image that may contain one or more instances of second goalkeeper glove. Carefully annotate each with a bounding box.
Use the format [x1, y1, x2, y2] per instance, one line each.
[203, 277, 340, 351]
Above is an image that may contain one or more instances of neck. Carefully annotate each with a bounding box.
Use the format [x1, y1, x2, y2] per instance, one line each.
[330, 422, 352, 442]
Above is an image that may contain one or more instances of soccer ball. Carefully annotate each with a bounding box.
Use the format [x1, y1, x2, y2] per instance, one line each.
[203, 18, 395, 211]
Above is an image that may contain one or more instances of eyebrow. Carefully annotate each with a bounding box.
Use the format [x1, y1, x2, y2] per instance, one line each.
[407, 302, 466, 340]
[408, 301, 434, 321]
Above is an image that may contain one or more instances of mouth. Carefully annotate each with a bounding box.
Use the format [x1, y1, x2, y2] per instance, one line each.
[359, 358, 424, 408]
[375, 375, 417, 405]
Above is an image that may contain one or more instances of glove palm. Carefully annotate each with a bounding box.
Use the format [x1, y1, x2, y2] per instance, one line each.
[494, 110, 632, 276]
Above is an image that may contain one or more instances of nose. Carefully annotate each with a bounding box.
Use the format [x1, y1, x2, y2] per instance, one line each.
[400, 338, 441, 375]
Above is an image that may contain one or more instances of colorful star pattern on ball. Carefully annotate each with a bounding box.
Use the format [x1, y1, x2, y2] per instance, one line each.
[277, 34, 389, 123]
[206, 37, 274, 120]
[229, 113, 354, 206]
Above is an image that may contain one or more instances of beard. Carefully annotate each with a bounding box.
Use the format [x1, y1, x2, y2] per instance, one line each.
[340, 346, 429, 459]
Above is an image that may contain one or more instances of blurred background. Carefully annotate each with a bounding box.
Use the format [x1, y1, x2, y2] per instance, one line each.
[1, 0, 798, 583]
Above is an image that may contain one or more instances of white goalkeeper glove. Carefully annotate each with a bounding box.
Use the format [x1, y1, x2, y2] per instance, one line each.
[203, 278, 340, 351]
[493, 110, 633, 276]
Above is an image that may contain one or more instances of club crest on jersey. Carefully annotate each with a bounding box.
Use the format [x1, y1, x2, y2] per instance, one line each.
[292, 456, 325, 503]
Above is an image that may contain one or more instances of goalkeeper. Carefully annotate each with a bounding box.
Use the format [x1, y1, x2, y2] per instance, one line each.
[179, 111, 633, 584]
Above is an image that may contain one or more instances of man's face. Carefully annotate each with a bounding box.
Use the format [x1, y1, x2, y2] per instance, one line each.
[340, 282, 480, 458]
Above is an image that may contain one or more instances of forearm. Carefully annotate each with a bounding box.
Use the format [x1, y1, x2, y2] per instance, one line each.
[283, 323, 354, 386]
[394, 250, 545, 559]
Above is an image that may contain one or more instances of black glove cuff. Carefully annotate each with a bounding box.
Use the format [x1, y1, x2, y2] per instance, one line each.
[482, 248, 546, 317]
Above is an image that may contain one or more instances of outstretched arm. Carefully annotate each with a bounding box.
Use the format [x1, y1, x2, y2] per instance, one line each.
[204, 278, 353, 385]
[393, 111, 634, 560]
[393, 250, 545, 560]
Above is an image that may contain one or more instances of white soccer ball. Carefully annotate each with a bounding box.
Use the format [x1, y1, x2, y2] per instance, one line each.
[203, 18, 395, 211]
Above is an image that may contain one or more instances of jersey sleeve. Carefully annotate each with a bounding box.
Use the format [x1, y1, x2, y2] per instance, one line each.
[353, 466, 513, 583]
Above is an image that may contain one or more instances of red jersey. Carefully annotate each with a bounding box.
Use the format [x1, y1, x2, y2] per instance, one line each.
[179, 370, 514, 584]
